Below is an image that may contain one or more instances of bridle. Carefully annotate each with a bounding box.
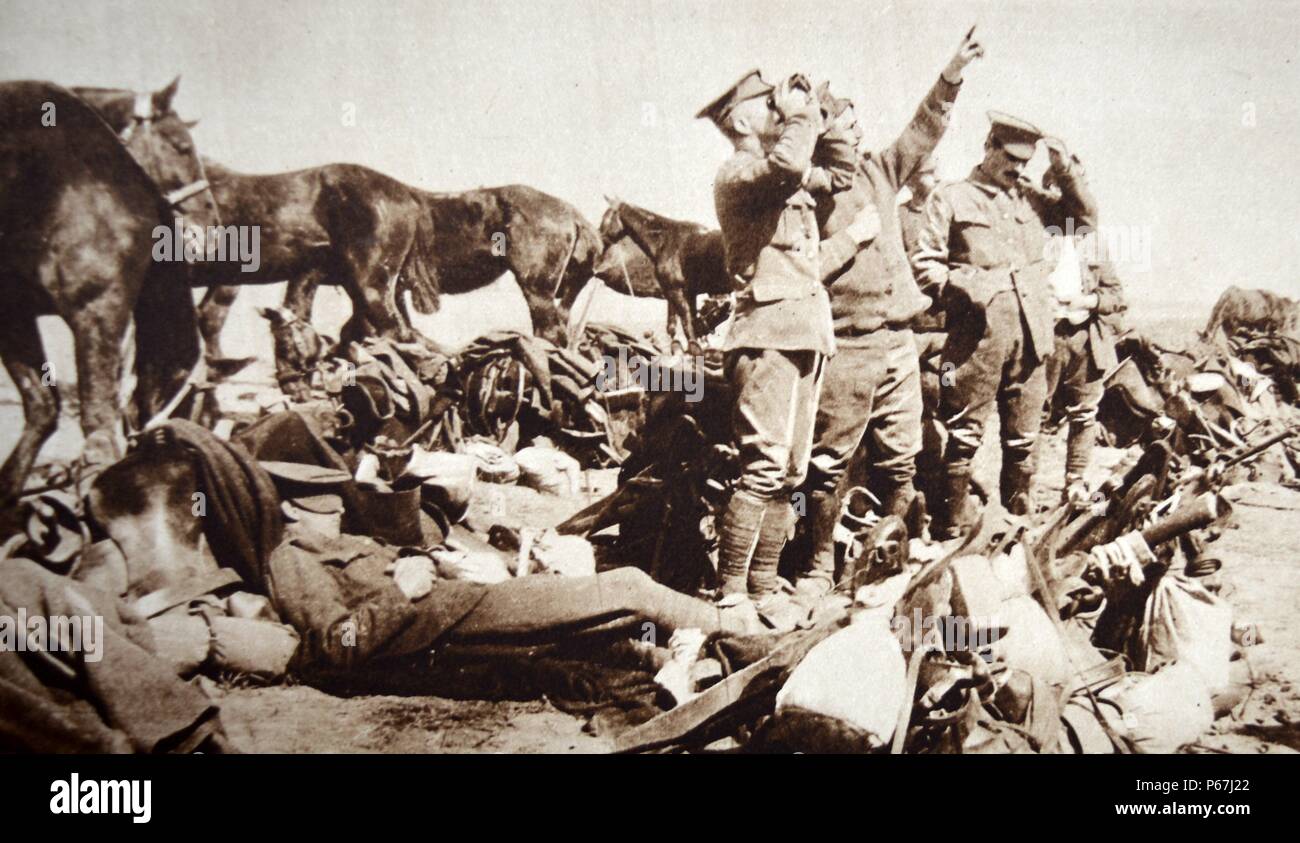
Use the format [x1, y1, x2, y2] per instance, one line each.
[118, 92, 215, 220]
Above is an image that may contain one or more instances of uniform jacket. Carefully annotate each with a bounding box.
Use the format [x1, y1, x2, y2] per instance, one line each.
[714, 102, 835, 353]
[912, 160, 1098, 361]
[1069, 258, 1126, 371]
[816, 75, 961, 339]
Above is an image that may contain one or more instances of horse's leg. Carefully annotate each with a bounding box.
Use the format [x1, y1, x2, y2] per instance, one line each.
[684, 288, 702, 356]
[664, 294, 681, 347]
[664, 284, 693, 354]
[520, 280, 568, 346]
[284, 271, 320, 324]
[0, 311, 59, 506]
[66, 295, 132, 475]
[196, 285, 240, 360]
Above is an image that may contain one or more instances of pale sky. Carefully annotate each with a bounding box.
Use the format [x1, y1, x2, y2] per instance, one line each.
[3, 0, 1299, 320]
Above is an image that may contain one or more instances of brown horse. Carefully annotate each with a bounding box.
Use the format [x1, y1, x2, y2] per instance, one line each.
[187, 160, 448, 363]
[592, 234, 662, 298]
[0, 80, 217, 504]
[596, 197, 730, 348]
[401, 184, 603, 344]
[193, 175, 602, 370]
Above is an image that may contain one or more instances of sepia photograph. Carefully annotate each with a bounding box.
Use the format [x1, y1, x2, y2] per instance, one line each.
[0, 0, 1296, 822]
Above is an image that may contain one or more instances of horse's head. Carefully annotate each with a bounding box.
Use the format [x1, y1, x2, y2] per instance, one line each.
[74, 77, 222, 232]
[599, 195, 626, 243]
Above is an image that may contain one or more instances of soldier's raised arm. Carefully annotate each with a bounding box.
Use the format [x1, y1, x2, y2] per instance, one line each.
[1031, 139, 1099, 232]
[878, 25, 983, 190]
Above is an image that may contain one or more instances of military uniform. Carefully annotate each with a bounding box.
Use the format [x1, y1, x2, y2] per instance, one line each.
[912, 113, 1098, 533]
[701, 71, 854, 596]
[899, 196, 948, 525]
[793, 73, 962, 592]
[1044, 256, 1126, 491]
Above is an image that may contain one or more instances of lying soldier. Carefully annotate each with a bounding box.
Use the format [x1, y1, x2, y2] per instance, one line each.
[265, 522, 765, 673]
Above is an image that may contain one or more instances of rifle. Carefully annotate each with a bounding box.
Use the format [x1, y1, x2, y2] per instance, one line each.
[1175, 423, 1300, 496]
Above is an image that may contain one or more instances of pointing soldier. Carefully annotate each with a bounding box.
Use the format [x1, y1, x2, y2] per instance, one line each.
[912, 112, 1099, 537]
[791, 26, 983, 598]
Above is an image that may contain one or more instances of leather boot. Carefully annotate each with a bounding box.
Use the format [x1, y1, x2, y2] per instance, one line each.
[748, 498, 797, 597]
[932, 467, 976, 540]
[717, 490, 767, 595]
[794, 489, 841, 599]
[1001, 460, 1036, 516]
[878, 481, 916, 521]
[1064, 419, 1096, 489]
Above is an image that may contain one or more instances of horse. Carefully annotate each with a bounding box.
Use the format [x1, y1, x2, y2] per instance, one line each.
[0, 79, 218, 505]
[182, 160, 452, 367]
[1203, 285, 1300, 346]
[595, 197, 730, 350]
[192, 176, 602, 368]
[403, 184, 603, 344]
[591, 234, 662, 298]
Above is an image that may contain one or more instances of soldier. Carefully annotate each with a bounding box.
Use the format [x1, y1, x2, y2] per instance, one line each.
[899, 157, 938, 257]
[1044, 244, 1127, 501]
[899, 156, 950, 531]
[698, 71, 877, 604]
[912, 112, 1098, 538]
[791, 28, 983, 598]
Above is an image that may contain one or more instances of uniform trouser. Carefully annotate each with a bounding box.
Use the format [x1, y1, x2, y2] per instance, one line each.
[799, 331, 922, 585]
[727, 349, 825, 499]
[719, 348, 824, 595]
[1043, 324, 1105, 484]
[939, 293, 1048, 517]
[914, 330, 947, 509]
[448, 568, 750, 643]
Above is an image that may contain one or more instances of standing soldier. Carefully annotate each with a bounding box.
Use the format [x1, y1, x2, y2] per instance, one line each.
[899, 157, 939, 257]
[791, 28, 983, 599]
[698, 71, 873, 605]
[912, 112, 1098, 538]
[1044, 242, 1127, 501]
[898, 156, 950, 531]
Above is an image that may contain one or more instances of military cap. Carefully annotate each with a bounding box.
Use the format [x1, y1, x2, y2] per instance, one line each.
[696, 68, 773, 125]
[986, 110, 1042, 160]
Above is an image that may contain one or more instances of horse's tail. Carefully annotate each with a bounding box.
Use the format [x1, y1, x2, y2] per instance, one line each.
[401, 194, 442, 316]
[557, 216, 603, 309]
[131, 261, 202, 427]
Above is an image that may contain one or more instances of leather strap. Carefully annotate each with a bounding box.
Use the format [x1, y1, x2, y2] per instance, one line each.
[131, 568, 242, 619]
